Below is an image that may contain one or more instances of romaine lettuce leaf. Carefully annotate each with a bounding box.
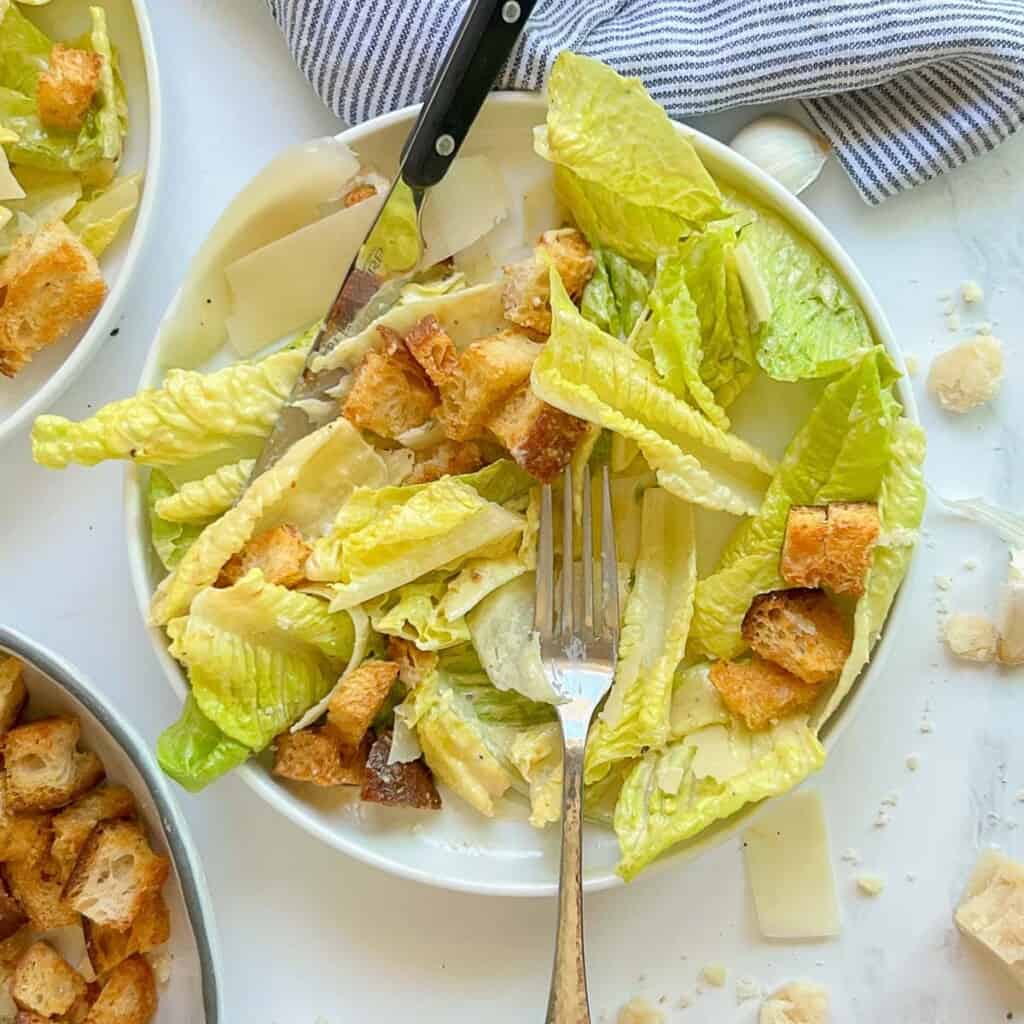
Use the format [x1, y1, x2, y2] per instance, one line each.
[668, 662, 730, 739]
[743, 206, 875, 381]
[0, 4, 50, 96]
[365, 582, 471, 652]
[532, 266, 775, 516]
[614, 717, 825, 880]
[147, 469, 208, 571]
[150, 418, 386, 625]
[816, 419, 926, 725]
[509, 723, 563, 828]
[153, 459, 255, 523]
[585, 490, 697, 784]
[690, 350, 900, 659]
[167, 569, 355, 749]
[0, 164, 80, 256]
[156, 696, 251, 793]
[32, 346, 307, 468]
[67, 172, 141, 256]
[581, 247, 650, 340]
[82, 6, 122, 166]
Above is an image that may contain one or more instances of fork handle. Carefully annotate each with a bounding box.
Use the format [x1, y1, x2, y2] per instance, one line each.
[545, 739, 590, 1024]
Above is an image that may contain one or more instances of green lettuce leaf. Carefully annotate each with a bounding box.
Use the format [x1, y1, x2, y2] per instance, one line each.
[364, 582, 471, 652]
[743, 207, 875, 381]
[0, 164, 80, 257]
[815, 419, 926, 725]
[509, 722, 563, 828]
[66, 171, 141, 256]
[532, 266, 775, 516]
[614, 717, 825, 880]
[537, 53, 724, 262]
[167, 569, 355, 749]
[81, 6, 121, 167]
[363, 178, 419, 273]
[581, 247, 650, 339]
[156, 696, 251, 793]
[690, 350, 901, 659]
[0, 4, 50, 96]
[153, 459, 255, 523]
[32, 346, 307, 468]
[585, 489, 697, 784]
[147, 469, 208, 571]
[150, 419, 386, 625]
[668, 662, 730, 739]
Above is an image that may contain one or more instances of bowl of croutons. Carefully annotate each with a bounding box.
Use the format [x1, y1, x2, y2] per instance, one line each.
[0, 627, 221, 1022]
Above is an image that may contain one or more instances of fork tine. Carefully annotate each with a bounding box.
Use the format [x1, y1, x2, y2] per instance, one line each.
[599, 464, 620, 645]
[534, 484, 554, 638]
[580, 463, 594, 635]
[560, 466, 574, 642]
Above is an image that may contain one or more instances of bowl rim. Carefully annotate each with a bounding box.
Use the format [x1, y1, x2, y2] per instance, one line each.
[0, 625, 223, 1023]
[0, 0, 164, 446]
[123, 90, 919, 898]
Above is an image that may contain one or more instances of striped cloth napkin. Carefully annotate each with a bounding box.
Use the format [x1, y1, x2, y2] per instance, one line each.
[266, 0, 1024, 204]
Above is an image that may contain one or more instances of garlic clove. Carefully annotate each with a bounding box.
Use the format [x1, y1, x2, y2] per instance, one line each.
[730, 115, 830, 196]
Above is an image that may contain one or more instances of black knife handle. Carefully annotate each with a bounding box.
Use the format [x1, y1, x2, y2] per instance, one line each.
[401, 0, 537, 191]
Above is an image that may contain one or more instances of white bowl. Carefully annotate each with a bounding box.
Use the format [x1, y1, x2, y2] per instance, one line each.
[0, 0, 161, 445]
[0, 626, 223, 1022]
[125, 93, 918, 897]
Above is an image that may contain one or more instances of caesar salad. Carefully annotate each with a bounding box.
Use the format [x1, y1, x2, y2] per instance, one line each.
[0, 0, 141, 377]
[30, 53, 925, 880]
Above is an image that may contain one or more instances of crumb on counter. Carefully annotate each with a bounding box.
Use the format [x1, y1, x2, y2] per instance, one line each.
[928, 335, 1004, 413]
[857, 873, 886, 897]
[699, 965, 727, 990]
[760, 982, 829, 1024]
[944, 613, 999, 663]
[736, 977, 762, 1003]
[617, 996, 665, 1024]
[961, 280, 985, 304]
[906, 753, 921, 771]
[955, 849, 1024, 989]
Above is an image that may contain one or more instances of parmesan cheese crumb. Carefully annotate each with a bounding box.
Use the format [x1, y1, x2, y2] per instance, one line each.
[857, 873, 886, 896]
[920, 717, 935, 734]
[617, 997, 665, 1024]
[841, 848, 862, 865]
[944, 613, 998, 663]
[906, 753, 920, 771]
[736, 977, 762, 1003]
[945, 309, 961, 331]
[961, 280, 984, 304]
[699, 965, 727, 990]
[760, 982, 829, 1024]
[934, 575, 953, 591]
[928, 335, 1004, 413]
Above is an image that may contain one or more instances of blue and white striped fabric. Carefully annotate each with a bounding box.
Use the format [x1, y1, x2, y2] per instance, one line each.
[266, 0, 1024, 204]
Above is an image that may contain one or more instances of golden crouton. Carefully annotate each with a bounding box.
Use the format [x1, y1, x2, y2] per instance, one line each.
[0, 778, 50, 865]
[0, 658, 27, 737]
[487, 385, 589, 482]
[216, 523, 311, 589]
[342, 326, 438, 439]
[84, 891, 170, 976]
[0, 222, 107, 377]
[341, 182, 378, 208]
[4, 718, 105, 814]
[51, 785, 136, 885]
[327, 661, 400, 754]
[742, 589, 852, 685]
[781, 502, 880, 596]
[405, 440, 484, 484]
[3, 850, 79, 931]
[361, 731, 442, 810]
[0, 883, 27, 943]
[502, 228, 596, 335]
[64, 821, 169, 931]
[11, 940, 87, 1019]
[37, 45, 102, 133]
[386, 637, 438, 689]
[84, 955, 156, 1024]
[710, 657, 820, 731]
[272, 728, 370, 787]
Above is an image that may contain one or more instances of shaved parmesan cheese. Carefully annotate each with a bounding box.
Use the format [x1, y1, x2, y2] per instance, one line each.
[0, 205, 10, 232]
[157, 137, 361, 368]
[292, 397, 338, 427]
[760, 982, 829, 1024]
[420, 155, 508, 267]
[395, 420, 446, 451]
[388, 705, 422, 765]
[617, 998, 664, 1024]
[0, 148, 24, 201]
[688, 724, 749, 781]
[225, 193, 385, 356]
[744, 790, 840, 939]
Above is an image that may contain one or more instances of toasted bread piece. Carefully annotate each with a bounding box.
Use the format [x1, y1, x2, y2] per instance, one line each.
[11, 940, 87, 1018]
[0, 881, 28, 942]
[709, 657, 820, 731]
[0, 222, 107, 378]
[361, 731, 441, 810]
[488, 385, 589, 483]
[742, 589, 852, 685]
[216, 523, 311, 589]
[405, 440, 484, 485]
[4, 718, 105, 814]
[84, 892, 170, 977]
[0, 778, 51, 864]
[326, 661, 400, 754]
[341, 182, 378, 208]
[64, 822, 169, 932]
[51, 785, 136, 885]
[386, 637, 438, 689]
[2, 844, 78, 931]
[272, 728, 370, 787]
[780, 502, 880, 596]
[37, 45, 102, 133]
[403, 315, 460, 391]
[502, 229, 595, 335]
[15, 1011, 51, 1024]
[342, 327, 438, 439]
[84, 956, 155, 1024]
[0, 658, 27, 737]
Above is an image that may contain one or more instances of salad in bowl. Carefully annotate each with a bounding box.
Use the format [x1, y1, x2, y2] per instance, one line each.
[30, 54, 925, 885]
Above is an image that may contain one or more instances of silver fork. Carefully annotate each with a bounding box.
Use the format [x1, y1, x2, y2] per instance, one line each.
[536, 463, 620, 1024]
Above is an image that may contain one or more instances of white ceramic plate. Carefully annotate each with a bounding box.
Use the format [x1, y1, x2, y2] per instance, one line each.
[125, 94, 918, 897]
[0, 0, 161, 445]
[0, 627, 223, 1022]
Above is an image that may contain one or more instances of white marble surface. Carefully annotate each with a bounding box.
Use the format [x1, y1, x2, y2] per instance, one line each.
[1, 2, 1023, 1021]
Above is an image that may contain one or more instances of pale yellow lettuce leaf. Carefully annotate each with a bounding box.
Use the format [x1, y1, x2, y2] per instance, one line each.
[154, 459, 255, 523]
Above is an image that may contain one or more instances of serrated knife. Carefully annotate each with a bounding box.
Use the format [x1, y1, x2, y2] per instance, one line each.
[250, 0, 538, 478]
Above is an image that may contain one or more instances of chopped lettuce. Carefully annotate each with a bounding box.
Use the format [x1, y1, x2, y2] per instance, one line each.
[67, 172, 141, 256]
[82, 7, 122, 166]
[742, 206, 875, 381]
[690, 349, 901, 659]
[156, 696, 251, 793]
[147, 469, 208, 571]
[532, 266, 775, 516]
[0, 165, 81, 257]
[362, 178, 419, 273]
[32, 346, 308, 468]
[167, 569, 355, 749]
[585, 490, 697, 784]
[509, 723, 563, 828]
[0, 3, 50, 97]
[614, 716, 825, 880]
[153, 459, 255, 524]
[365, 582, 472, 652]
[580, 247, 650, 339]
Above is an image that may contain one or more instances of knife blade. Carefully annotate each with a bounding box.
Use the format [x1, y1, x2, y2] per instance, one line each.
[250, 0, 537, 479]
